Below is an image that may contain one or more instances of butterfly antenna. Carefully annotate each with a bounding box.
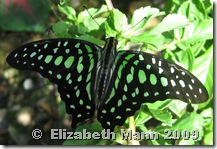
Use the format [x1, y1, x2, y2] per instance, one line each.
[83, 6, 106, 33]
[122, 16, 147, 34]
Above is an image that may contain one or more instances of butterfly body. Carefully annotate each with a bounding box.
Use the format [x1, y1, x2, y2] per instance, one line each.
[7, 37, 209, 131]
[95, 37, 117, 103]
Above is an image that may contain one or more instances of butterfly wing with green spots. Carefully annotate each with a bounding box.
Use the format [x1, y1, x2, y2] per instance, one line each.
[6, 38, 102, 127]
[7, 37, 209, 131]
[97, 50, 209, 130]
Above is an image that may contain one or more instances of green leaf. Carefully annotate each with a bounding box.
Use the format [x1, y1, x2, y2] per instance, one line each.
[172, 113, 204, 131]
[0, 0, 50, 32]
[76, 35, 104, 46]
[130, 6, 164, 31]
[52, 21, 72, 38]
[134, 110, 152, 126]
[83, 18, 106, 31]
[173, 49, 195, 71]
[178, 138, 195, 145]
[150, 14, 189, 35]
[192, 44, 213, 93]
[168, 100, 187, 117]
[146, 99, 173, 110]
[179, 19, 213, 46]
[77, 5, 108, 23]
[136, 100, 173, 126]
[130, 34, 164, 49]
[58, 5, 77, 21]
[149, 109, 173, 125]
[58, 100, 67, 116]
[177, 0, 207, 20]
[154, 112, 205, 141]
[110, 8, 128, 32]
[63, 122, 105, 145]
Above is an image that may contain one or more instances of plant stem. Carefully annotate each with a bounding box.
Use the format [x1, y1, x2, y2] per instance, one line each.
[105, 0, 114, 10]
[128, 116, 140, 145]
[47, 0, 62, 21]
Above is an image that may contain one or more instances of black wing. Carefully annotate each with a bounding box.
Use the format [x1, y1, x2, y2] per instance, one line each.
[7, 38, 102, 128]
[97, 51, 209, 130]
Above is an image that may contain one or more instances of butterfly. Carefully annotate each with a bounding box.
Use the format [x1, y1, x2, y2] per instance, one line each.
[6, 37, 209, 131]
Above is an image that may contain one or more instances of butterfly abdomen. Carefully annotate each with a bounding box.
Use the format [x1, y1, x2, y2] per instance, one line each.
[95, 38, 118, 101]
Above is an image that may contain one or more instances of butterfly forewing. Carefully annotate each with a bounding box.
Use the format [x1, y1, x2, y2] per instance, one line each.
[97, 50, 209, 130]
[7, 38, 102, 128]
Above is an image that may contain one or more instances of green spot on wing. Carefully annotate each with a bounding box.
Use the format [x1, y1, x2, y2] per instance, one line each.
[135, 87, 139, 95]
[124, 84, 128, 92]
[77, 57, 83, 73]
[154, 92, 159, 96]
[85, 45, 92, 52]
[160, 77, 168, 87]
[64, 56, 74, 69]
[75, 43, 80, 48]
[65, 49, 70, 53]
[116, 116, 121, 119]
[77, 64, 84, 73]
[122, 95, 127, 101]
[117, 99, 122, 107]
[126, 108, 131, 111]
[70, 105, 75, 109]
[126, 74, 133, 84]
[58, 42, 61, 47]
[105, 88, 115, 105]
[44, 43, 48, 49]
[144, 92, 149, 97]
[30, 52, 36, 58]
[86, 105, 91, 109]
[139, 54, 144, 60]
[79, 99, 83, 105]
[48, 70, 52, 74]
[53, 48, 58, 53]
[86, 82, 91, 100]
[132, 92, 136, 97]
[38, 55, 43, 60]
[115, 78, 119, 89]
[77, 75, 82, 82]
[57, 74, 62, 79]
[146, 64, 151, 70]
[54, 56, 63, 66]
[66, 73, 71, 80]
[45, 55, 53, 64]
[150, 74, 157, 85]
[76, 90, 80, 98]
[78, 49, 82, 54]
[134, 60, 139, 65]
[138, 70, 146, 84]
[125, 54, 135, 60]
[64, 41, 68, 47]
[118, 64, 124, 78]
[110, 107, 115, 113]
[68, 79, 72, 84]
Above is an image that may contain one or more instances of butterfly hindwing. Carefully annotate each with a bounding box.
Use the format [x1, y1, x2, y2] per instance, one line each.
[97, 50, 209, 130]
[7, 38, 102, 128]
[58, 86, 95, 128]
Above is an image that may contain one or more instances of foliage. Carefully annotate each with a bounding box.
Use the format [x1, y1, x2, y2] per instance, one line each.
[0, 0, 50, 32]
[53, 0, 213, 146]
